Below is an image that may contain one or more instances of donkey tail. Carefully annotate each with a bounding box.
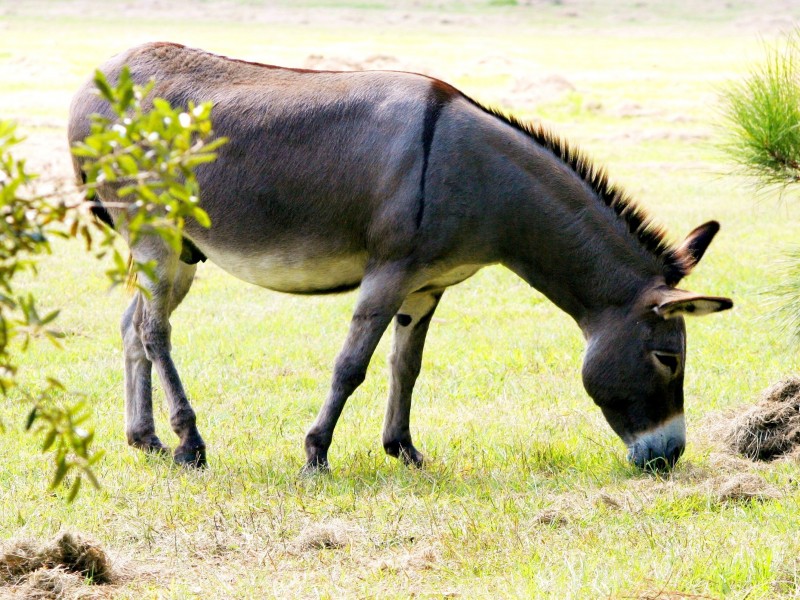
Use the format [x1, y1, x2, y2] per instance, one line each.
[125, 254, 138, 294]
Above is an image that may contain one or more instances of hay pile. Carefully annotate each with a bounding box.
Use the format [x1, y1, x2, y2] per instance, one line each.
[0, 532, 115, 599]
[712, 473, 781, 502]
[725, 377, 800, 461]
[370, 545, 440, 573]
[289, 519, 354, 552]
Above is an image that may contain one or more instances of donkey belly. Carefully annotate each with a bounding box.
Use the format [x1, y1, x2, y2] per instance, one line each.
[203, 246, 368, 294]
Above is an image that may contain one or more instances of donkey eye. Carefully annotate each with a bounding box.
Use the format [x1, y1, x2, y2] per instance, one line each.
[653, 352, 680, 374]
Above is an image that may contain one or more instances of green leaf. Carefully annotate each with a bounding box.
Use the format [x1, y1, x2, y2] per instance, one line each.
[66, 476, 82, 503]
[25, 407, 37, 430]
[93, 69, 114, 102]
[117, 154, 138, 175]
[41, 309, 60, 325]
[42, 429, 57, 451]
[51, 457, 69, 489]
[193, 208, 211, 228]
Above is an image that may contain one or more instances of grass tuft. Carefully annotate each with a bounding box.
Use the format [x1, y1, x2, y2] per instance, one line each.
[718, 31, 800, 189]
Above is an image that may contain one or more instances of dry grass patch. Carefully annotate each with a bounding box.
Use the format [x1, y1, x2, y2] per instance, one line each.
[592, 459, 786, 515]
[288, 518, 358, 552]
[369, 544, 441, 573]
[533, 507, 571, 526]
[0, 532, 123, 599]
[11, 568, 95, 600]
[710, 472, 782, 503]
[622, 587, 722, 599]
[724, 377, 800, 461]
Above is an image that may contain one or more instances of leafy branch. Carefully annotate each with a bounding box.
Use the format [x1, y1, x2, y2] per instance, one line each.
[0, 67, 224, 499]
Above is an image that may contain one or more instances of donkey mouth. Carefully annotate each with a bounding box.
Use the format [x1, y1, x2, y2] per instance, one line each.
[626, 413, 686, 471]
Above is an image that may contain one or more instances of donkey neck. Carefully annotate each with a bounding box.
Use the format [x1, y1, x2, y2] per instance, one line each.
[483, 118, 668, 325]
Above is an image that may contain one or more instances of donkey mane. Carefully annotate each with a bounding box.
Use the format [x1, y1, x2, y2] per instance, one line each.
[467, 100, 690, 284]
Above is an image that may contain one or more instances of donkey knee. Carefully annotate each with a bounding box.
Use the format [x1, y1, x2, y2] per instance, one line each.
[169, 404, 197, 434]
[333, 358, 367, 394]
[139, 321, 172, 362]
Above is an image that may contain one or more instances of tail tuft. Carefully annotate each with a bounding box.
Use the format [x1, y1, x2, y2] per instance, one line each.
[125, 254, 138, 293]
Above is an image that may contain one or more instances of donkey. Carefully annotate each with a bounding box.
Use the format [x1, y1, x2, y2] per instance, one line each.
[68, 42, 732, 472]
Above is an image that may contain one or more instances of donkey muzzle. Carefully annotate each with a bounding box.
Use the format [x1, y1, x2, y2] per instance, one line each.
[626, 413, 686, 471]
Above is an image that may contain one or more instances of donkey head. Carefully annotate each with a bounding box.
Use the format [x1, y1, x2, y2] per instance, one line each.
[581, 221, 732, 470]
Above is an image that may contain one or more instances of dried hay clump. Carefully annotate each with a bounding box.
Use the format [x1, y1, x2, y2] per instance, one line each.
[15, 567, 92, 600]
[370, 545, 440, 573]
[533, 508, 569, 527]
[725, 377, 800, 461]
[1, 531, 115, 598]
[711, 473, 782, 503]
[289, 519, 355, 553]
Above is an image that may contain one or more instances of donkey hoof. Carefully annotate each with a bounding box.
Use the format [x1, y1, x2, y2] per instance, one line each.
[145, 444, 170, 458]
[300, 456, 330, 476]
[129, 434, 170, 456]
[174, 447, 207, 468]
[400, 447, 425, 468]
[384, 441, 425, 467]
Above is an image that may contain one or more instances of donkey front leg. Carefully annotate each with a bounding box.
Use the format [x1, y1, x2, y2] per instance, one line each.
[382, 291, 442, 467]
[124, 245, 206, 467]
[304, 269, 410, 472]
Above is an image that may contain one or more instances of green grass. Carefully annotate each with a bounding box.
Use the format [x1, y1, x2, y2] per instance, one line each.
[2, 1, 800, 598]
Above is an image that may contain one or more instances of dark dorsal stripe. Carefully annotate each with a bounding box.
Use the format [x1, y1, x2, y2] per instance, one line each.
[416, 82, 456, 229]
[457, 96, 690, 284]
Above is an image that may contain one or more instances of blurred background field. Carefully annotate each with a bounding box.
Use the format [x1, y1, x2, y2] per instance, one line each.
[2, 1, 800, 598]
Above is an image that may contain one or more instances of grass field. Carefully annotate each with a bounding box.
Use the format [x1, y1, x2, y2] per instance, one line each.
[2, 1, 800, 598]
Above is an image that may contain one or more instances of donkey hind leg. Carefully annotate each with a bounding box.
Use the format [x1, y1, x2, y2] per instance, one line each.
[304, 268, 413, 472]
[122, 294, 165, 455]
[123, 246, 206, 467]
[382, 291, 442, 467]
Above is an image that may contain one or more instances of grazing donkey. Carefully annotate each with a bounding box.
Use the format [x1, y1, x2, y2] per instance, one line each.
[69, 42, 732, 472]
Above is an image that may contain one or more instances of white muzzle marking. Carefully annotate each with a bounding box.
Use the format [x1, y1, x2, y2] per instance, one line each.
[629, 413, 686, 449]
[627, 413, 686, 468]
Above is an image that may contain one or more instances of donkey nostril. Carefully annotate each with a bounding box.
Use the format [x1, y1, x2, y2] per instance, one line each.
[630, 442, 684, 472]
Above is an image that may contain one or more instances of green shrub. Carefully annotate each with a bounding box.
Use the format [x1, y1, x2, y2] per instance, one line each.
[719, 31, 800, 188]
[0, 67, 224, 500]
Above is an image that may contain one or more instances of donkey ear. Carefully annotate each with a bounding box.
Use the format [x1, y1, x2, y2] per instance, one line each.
[678, 221, 720, 272]
[653, 288, 733, 319]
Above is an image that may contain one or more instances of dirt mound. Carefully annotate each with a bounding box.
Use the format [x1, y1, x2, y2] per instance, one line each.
[1, 532, 115, 598]
[725, 377, 800, 461]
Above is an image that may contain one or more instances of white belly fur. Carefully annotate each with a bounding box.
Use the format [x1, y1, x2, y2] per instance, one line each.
[205, 247, 368, 293]
[204, 246, 485, 295]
